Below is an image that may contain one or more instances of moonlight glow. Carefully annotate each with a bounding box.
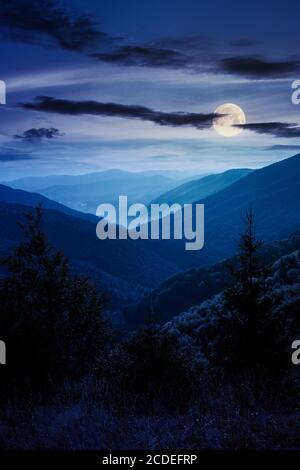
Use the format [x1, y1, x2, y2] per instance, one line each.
[213, 103, 246, 137]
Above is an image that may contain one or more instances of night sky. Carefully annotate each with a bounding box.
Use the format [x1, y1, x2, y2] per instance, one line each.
[0, 0, 300, 179]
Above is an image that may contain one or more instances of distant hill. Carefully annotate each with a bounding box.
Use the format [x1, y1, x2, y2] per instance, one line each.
[3, 170, 192, 214]
[126, 154, 300, 326]
[37, 174, 181, 213]
[2, 154, 300, 323]
[151, 168, 252, 205]
[2, 169, 201, 192]
[0, 184, 96, 222]
[3, 155, 299, 276]
[0, 201, 180, 289]
[2, 170, 139, 191]
[143, 154, 300, 270]
[200, 153, 300, 257]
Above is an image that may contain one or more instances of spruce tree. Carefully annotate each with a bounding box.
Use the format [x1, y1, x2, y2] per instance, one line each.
[221, 209, 277, 372]
[0, 205, 111, 386]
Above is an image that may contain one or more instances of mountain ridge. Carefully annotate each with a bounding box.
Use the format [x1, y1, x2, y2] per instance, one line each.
[151, 168, 253, 205]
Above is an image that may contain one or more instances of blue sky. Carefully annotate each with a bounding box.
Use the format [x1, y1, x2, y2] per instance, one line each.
[0, 0, 300, 179]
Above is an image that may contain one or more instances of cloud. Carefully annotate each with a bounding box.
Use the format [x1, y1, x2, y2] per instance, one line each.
[91, 36, 215, 69]
[0, 148, 34, 161]
[19, 96, 218, 129]
[0, 1, 296, 82]
[91, 45, 188, 68]
[14, 127, 64, 142]
[235, 122, 300, 138]
[93, 41, 300, 80]
[0, 1, 209, 70]
[220, 56, 300, 78]
[0, 0, 106, 52]
[266, 144, 300, 151]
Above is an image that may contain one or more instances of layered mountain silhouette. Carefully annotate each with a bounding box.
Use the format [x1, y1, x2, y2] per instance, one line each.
[142, 154, 300, 268]
[151, 168, 252, 205]
[3, 170, 191, 214]
[0, 184, 96, 222]
[1, 154, 300, 323]
[200, 153, 300, 257]
[0, 201, 179, 288]
[3, 169, 196, 192]
[126, 154, 300, 326]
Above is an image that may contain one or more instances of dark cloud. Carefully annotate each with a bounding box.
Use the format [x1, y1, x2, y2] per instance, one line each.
[20, 96, 218, 129]
[93, 40, 299, 80]
[14, 127, 64, 142]
[266, 144, 300, 151]
[91, 45, 187, 68]
[17, 99, 300, 139]
[220, 56, 299, 78]
[0, 1, 209, 68]
[0, 148, 34, 161]
[0, 1, 296, 81]
[0, 0, 106, 52]
[92, 36, 216, 70]
[235, 122, 300, 138]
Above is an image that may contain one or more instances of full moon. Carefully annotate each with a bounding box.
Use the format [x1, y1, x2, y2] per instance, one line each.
[213, 103, 246, 137]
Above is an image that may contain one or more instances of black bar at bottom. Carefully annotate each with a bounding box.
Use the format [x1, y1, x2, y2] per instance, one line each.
[0, 450, 300, 467]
